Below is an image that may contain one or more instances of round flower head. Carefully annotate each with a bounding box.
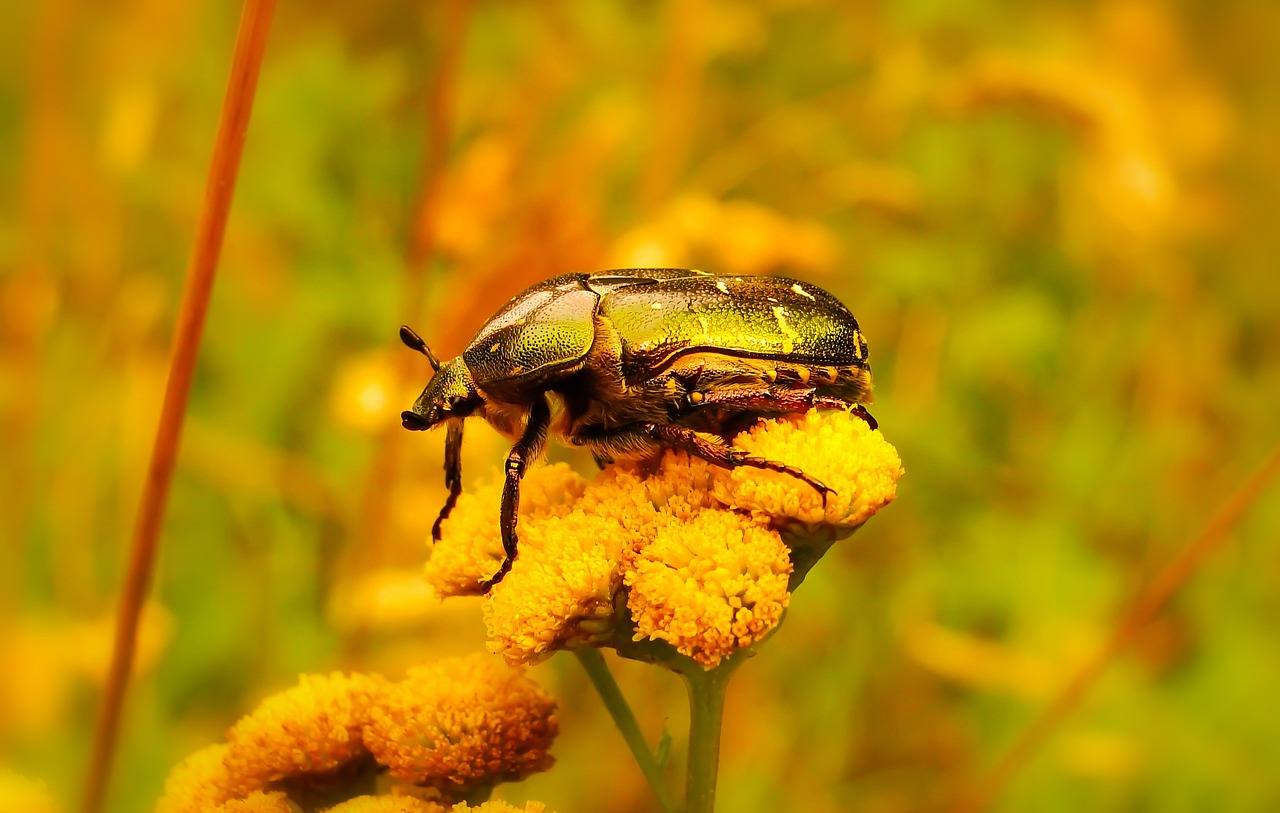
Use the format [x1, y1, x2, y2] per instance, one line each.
[426, 464, 586, 596]
[362, 655, 557, 791]
[324, 796, 448, 812]
[625, 509, 792, 667]
[224, 672, 386, 794]
[0, 769, 59, 813]
[712, 410, 903, 536]
[483, 509, 633, 665]
[157, 744, 244, 813]
[216, 792, 293, 812]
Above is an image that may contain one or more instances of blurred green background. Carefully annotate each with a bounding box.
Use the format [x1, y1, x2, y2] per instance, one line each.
[3, 1, 1279, 811]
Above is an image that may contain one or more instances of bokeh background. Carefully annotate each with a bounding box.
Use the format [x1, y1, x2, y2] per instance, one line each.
[3, 1, 1279, 811]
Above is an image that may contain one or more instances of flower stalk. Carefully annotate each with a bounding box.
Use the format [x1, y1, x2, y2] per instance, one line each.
[680, 659, 738, 813]
[573, 649, 677, 813]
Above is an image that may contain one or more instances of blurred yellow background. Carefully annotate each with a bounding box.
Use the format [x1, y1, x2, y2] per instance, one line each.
[2, 0, 1279, 811]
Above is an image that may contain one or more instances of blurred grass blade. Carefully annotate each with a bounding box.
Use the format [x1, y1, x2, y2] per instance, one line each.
[953, 444, 1280, 813]
[81, 3, 276, 812]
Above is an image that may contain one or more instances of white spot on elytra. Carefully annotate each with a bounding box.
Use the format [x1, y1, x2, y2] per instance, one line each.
[772, 305, 800, 355]
[791, 283, 815, 300]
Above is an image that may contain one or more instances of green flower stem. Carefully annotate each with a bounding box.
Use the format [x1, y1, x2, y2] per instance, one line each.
[574, 648, 678, 813]
[681, 659, 738, 813]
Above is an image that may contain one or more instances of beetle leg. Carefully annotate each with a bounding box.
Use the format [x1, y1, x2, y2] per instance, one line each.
[480, 396, 552, 593]
[642, 422, 832, 505]
[808, 396, 878, 430]
[692, 386, 879, 431]
[431, 422, 465, 543]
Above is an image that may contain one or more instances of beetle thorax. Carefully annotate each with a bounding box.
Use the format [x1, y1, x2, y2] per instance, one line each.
[408, 358, 482, 429]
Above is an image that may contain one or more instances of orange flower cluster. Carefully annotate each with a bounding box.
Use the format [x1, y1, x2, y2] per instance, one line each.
[157, 657, 557, 812]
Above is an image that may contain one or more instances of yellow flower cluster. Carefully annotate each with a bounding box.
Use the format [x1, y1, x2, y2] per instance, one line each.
[325, 796, 447, 812]
[625, 509, 792, 668]
[428, 410, 903, 668]
[326, 799, 548, 813]
[363, 656, 558, 790]
[224, 672, 386, 794]
[157, 658, 557, 811]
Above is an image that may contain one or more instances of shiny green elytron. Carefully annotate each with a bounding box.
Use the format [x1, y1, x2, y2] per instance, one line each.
[400, 268, 875, 591]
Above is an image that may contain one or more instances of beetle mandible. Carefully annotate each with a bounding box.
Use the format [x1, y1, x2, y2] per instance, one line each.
[400, 268, 876, 592]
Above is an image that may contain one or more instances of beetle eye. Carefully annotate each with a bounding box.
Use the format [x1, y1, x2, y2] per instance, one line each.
[447, 395, 475, 416]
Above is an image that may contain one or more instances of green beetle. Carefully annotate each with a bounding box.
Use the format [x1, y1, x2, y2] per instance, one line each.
[400, 268, 875, 591]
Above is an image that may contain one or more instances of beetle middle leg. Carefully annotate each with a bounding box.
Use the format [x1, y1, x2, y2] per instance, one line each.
[479, 396, 552, 593]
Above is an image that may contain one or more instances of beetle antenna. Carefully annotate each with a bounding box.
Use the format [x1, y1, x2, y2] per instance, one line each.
[399, 325, 441, 372]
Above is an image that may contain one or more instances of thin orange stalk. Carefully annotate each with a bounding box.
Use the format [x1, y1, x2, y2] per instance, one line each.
[81, 3, 275, 812]
[951, 445, 1280, 813]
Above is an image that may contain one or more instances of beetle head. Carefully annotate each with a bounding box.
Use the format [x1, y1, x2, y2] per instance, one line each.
[402, 358, 482, 431]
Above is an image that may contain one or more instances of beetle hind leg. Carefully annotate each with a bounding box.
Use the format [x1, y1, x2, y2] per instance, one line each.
[642, 422, 832, 504]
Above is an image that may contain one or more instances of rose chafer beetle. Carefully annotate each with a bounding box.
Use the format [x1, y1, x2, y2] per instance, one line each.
[401, 268, 875, 591]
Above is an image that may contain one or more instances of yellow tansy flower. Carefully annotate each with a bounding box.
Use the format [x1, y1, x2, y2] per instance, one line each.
[712, 410, 903, 535]
[323, 795, 447, 812]
[430, 409, 900, 669]
[483, 509, 633, 665]
[224, 672, 386, 794]
[452, 802, 549, 813]
[0, 769, 60, 813]
[362, 655, 557, 791]
[157, 744, 243, 813]
[425, 464, 586, 597]
[625, 509, 792, 667]
[216, 792, 293, 812]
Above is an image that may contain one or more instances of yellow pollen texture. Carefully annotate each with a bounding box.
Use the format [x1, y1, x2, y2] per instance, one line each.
[223, 672, 387, 794]
[625, 509, 792, 667]
[324, 796, 449, 813]
[713, 410, 903, 532]
[156, 744, 241, 812]
[425, 463, 586, 596]
[213, 792, 294, 812]
[361, 655, 558, 791]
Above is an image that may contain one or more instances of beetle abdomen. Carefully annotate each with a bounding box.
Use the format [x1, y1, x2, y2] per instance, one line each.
[599, 275, 868, 379]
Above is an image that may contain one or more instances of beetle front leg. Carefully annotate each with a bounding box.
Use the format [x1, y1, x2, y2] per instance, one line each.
[480, 396, 552, 593]
[432, 422, 465, 542]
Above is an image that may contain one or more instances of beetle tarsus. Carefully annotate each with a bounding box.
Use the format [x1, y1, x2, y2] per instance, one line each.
[850, 404, 878, 430]
[478, 557, 514, 592]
